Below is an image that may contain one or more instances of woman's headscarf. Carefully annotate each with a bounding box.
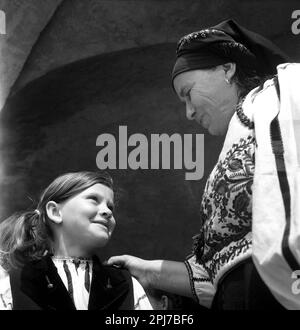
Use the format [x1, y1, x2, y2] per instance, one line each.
[172, 19, 290, 81]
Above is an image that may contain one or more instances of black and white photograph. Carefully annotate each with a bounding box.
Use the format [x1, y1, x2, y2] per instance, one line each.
[0, 0, 300, 318]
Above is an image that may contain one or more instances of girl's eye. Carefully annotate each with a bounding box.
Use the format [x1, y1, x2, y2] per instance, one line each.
[88, 196, 98, 202]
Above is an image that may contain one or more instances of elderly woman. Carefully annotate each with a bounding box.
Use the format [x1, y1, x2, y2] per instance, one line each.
[108, 20, 300, 310]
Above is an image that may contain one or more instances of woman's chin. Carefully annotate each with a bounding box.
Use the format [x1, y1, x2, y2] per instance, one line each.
[208, 125, 227, 136]
[207, 126, 217, 135]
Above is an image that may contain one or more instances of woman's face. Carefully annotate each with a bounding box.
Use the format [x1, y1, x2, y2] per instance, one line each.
[173, 67, 239, 135]
[57, 183, 115, 255]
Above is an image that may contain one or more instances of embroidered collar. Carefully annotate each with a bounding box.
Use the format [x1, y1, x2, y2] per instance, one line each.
[52, 256, 92, 263]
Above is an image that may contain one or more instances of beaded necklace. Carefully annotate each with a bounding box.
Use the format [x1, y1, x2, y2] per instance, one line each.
[236, 97, 254, 129]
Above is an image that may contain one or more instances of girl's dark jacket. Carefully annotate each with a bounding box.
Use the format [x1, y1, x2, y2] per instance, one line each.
[8, 255, 134, 310]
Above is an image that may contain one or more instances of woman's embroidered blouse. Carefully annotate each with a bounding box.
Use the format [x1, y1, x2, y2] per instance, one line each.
[185, 98, 256, 307]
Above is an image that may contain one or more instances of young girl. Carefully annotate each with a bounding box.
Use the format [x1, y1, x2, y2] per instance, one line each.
[0, 171, 152, 310]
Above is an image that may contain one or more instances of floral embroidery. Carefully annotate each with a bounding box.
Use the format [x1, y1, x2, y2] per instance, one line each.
[193, 135, 255, 281]
[205, 237, 252, 280]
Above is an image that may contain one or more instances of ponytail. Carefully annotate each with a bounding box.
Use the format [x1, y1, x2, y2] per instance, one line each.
[0, 210, 51, 271]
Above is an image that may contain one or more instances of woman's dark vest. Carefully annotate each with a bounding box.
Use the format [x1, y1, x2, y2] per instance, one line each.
[9, 256, 134, 310]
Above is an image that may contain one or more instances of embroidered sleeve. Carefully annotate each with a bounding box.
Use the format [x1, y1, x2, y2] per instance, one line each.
[132, 277, 153, 310]
[0, 265, 12, 310]
[184, 255, 215, 309]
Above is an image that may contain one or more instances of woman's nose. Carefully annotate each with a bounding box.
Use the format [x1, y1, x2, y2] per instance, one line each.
[186, 102, 195, 120]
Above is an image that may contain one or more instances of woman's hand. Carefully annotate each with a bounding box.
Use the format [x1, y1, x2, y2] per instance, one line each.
[107, 255, 193, 298]
[106, 255, 150, 288]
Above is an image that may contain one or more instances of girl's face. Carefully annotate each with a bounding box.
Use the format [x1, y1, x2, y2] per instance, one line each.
[57, 183, 115, 256]
[173, 67, 239, 135]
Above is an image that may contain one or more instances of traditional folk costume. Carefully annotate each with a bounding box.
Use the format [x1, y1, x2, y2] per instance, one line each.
[172, 20, 299, 309]
[0, 255, 152, 310]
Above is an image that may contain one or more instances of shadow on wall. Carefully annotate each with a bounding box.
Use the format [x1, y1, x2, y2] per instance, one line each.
[0, 43, 224, 260]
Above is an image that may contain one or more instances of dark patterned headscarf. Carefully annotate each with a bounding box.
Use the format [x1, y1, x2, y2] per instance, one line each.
[172, 19, 290, 82]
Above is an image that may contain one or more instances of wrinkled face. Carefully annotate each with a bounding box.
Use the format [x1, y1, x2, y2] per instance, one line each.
[58, 183, 115, 254]
[173, 68, 238, 135]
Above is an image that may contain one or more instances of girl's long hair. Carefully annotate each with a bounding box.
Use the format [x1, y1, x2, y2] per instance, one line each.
[0, 171, 114, 271]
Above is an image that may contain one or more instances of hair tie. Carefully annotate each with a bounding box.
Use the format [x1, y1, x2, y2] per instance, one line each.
[34, 209, 41, 216]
